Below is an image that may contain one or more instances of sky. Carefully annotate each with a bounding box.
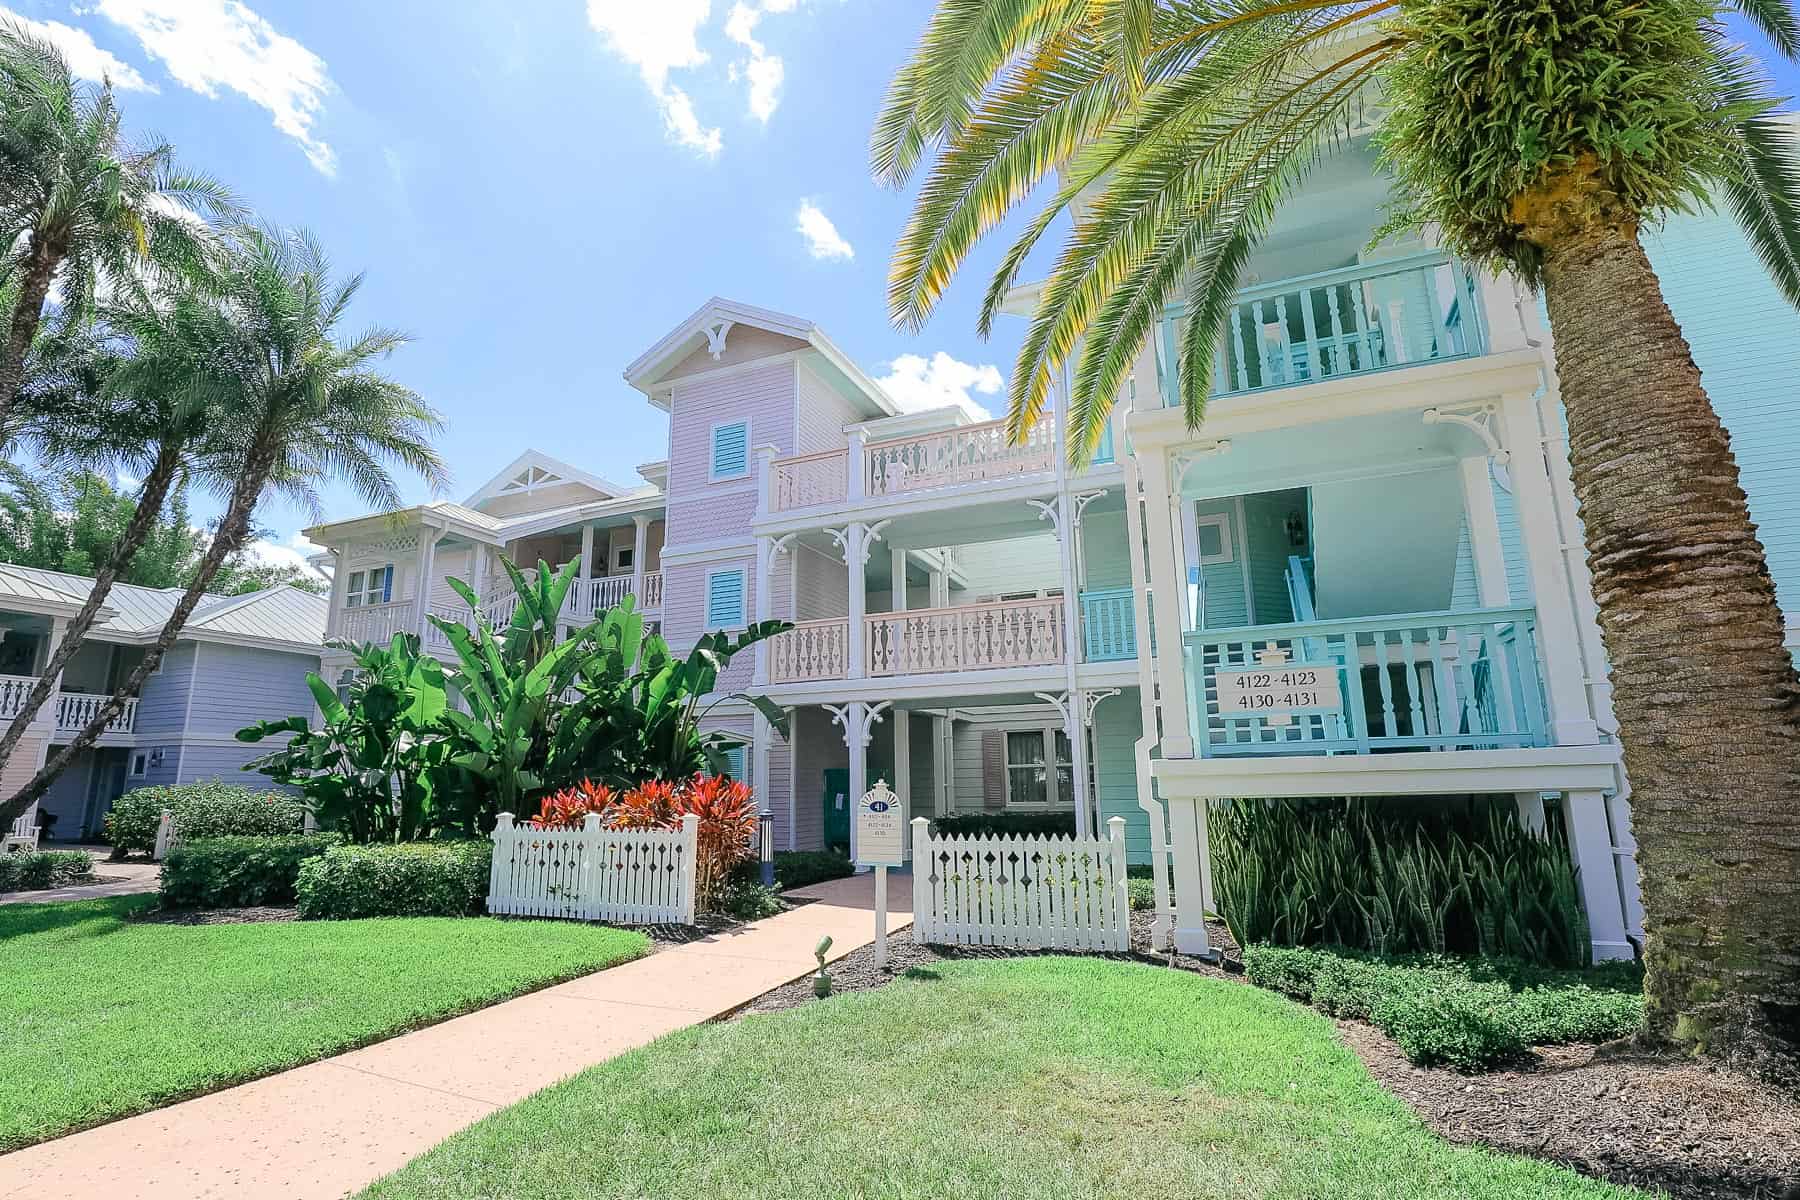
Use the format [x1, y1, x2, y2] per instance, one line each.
[0, 0, 1023, 577]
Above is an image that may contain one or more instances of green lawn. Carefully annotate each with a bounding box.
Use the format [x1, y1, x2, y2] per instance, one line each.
[1, 896, 649, 1151]
[362, 958, 1646, 1200]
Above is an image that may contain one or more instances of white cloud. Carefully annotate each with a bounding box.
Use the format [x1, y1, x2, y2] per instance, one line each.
[876, 352, 1003, 420]
[0, 7, 154, 90]
[795, 199, 852, 260]
[723, 2, 782, 122]
[244, 531, 328, 582]
[586, 0, 723, 157]
[94, 0, 336, 175]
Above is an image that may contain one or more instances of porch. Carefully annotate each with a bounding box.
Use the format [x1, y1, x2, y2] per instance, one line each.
[0, 677, 140, 735]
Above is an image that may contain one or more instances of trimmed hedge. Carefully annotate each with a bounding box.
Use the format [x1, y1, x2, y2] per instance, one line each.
[729, 850, 857, 892]
[159, 835, 339, 908]
[106, 782, 305, 856]
[0, 849, 94, 893]
[1243, 944, 1644, 1071]
[296, 842, 492, 920]
[931, 812, 1075, 839]
[1126, 878, 1156, 911]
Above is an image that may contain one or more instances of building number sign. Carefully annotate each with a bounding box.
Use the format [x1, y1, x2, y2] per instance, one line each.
[1214, 645, 1342, 725]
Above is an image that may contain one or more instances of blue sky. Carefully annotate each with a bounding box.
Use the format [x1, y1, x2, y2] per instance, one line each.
[0, 0, 1024, 574]
[3, 2, 1796, 579]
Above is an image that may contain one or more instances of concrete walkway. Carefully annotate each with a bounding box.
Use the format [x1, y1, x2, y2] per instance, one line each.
[0, 848, 160, 906]
[0, 874, 911, 1200]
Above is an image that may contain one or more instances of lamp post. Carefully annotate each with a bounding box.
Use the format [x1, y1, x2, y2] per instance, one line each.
[759, 812, 775, 887]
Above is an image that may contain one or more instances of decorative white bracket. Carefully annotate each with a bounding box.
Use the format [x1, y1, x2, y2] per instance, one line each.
[765, 532, 797, 580]
[1423, 403, 1508, 464]
[703, 319, 735, 360]
[1029, 491, 1109, 542]
[827, 519, 893, 566]
[825, 699, 892, 749]
[1172, 440, 1233, 492]
[1036, 688, 1122, 730]
[1081, 688, 1121, 727]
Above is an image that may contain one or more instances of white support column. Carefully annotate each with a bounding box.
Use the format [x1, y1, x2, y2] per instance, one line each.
[1499, 390, 1597, 745]
[1563, 789, 1634, 961]
[1134, 447, 1195, 758]
[753, 534, 774, 685]
[846, 430, 868, 503]
[891, 547, 907, 611]
[631, 514, 650, 604]
[325, 549, 348, 638]
[826, 700, 890, 865]
[932, 713, 950, 817]
[833, 521, 886, 681]
[471, 543, 490, 609]
[412, 527, 437, 641]
[577, 523, 596, 623]
[892, 709, 911, 847]
[578, 523, 595, 581]
[1459, 455, 1511, 606]
[35, 616, 68, 734]
[1514, 791, 1547, 834]
[1164, 795, 1213, 956]
[752, 709, 774, 826]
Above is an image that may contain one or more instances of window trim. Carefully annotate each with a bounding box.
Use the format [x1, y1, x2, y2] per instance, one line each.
[1000, 724, 1075, 809]
[705, 567, 747, 628]
[1195, 513, 1235, 565]
[710, 420, 750, 482]
[344, 563, 394, 609]
[612, 543, 634, 574]
[129, 751, 148, 777]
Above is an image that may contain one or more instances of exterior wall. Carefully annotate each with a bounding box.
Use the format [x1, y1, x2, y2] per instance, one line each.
[134, 642, 197, 742]
[1644, 209, 1800, 639]
[183, 643, 317, 740]
[948, 703, 1066, 813]
[476, 480, 608, 518]
[947, 534, 1061, 602]
[794, 544, 847, 621]
[662, 327, 808, 382]
[1194, 499, 1249, 627]
[790, 705, 846, 850]
[174, 743, 293, 789]
[665, 359, 797, 546]
[663, 556, 757, 691]
[37, 747, 95, 836]
[1242, 490, 1301, 624]
[1091, 692, 1149, 862]
[1081, 509, 1133, 589]
[794, 360, 861, 454]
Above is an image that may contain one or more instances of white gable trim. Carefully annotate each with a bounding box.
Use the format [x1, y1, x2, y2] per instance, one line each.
[464, 450, 630, 508]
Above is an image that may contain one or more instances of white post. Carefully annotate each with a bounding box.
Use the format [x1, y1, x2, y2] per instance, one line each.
[679, 812, 700, 925]
[412, 527, 437, 641]
[845, 701, 867, 862]
[932, 713, 950, 817]
[325, 549, 348, 638]
[1135, 446, 1195, 757]
[874, 864, 889, 970]
[1065, 702, 1092, 839]
[1107, 816, 1129, 951]
[36, 615, 68, 734]
[152, 808, 174, 861]
[911, 817, 931, 944]
[1563, 790, 1632, 961]
[892, 710, 911, 850]
[754, 534, 774, 685]
[577, 522, 596, 623]
[1165, 795, 1213, 956]
[471, 544, 490, 612]
[847, 429, 868, 503]
[1499, 390, 1598, 745]
[631, 513, 650, 604]
[486, 812, 514, 913]
[846, 525, 869, 679]
[1458, 456, 1511, 607]
[755, 443, 777, 517]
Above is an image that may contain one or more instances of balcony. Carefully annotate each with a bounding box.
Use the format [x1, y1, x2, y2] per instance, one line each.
[0, 675, 138, 734]
[1157, 252, 1487, 405]
[768, 592, 1137, 683]
[1182, 606, 1547, 758]
[342, 571, 665, 651]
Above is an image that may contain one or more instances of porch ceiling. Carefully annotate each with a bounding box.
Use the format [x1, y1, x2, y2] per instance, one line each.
[1177, 407, 1481, 501]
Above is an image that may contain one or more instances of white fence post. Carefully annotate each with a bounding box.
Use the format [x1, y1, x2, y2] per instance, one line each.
[152, 808, 176, 861]
[678, 812, 699, 925]
[486, 812, 515, 913]
[1107, 816, 1129, 951]
[911, 818, 931, 944]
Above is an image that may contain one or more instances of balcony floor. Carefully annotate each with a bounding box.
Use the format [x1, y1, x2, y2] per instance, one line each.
[1150, 743, 1619, 799]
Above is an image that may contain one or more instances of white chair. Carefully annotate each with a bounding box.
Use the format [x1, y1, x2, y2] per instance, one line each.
[3, 804, 42, 853]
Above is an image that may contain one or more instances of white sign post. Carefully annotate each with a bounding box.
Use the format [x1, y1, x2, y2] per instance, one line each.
[855, 779, 904, 971]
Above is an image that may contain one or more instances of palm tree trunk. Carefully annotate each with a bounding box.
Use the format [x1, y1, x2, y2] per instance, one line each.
[0, 235, 63, 430]
[1539, 221, 1800, 1076]
[0, 443, 185, 806]
[3, 442, 278, 821]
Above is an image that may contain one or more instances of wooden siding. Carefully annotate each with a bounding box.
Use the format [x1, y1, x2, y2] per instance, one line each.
[1643, 209, 1800, 634]
[948, 534, 1061, 602]
[1091, 691, 1150, 863]
[791, 706, 847, 850]
[1081, 509, 1133, 589]
[134, 643, 198, 738]
[663, 556, 756, 694]
[175, 743, 295, 789]
[794, 543, 848, 621]
[662, 326, 807, 382]
[1194, 499, 1249, 627]
[794, 360, 862, 454]
[666, 361, 796, 544]
[184, 643, 319, 739]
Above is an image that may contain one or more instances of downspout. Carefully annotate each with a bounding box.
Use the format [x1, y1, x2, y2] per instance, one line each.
[1052, 362, 1091, 838]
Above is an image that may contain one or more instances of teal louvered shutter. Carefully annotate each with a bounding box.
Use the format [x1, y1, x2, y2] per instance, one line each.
[711, 422, 749, 479]
[706, 570, 746, 627]
[721, 744, 747, 780]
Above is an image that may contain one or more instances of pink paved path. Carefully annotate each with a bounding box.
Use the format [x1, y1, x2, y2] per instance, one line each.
[0, 874, 912, 1200]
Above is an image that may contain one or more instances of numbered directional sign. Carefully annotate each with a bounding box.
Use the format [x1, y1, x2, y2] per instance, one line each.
[1215, 663, 1344, 717]
[855, 780, 905, 868]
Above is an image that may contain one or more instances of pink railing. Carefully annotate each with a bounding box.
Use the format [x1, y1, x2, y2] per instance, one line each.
[770, 618, 850, 682]
[865, 415, 1055, 498]
[867, 597, 1065, 675]
[769, 449, 849, 513]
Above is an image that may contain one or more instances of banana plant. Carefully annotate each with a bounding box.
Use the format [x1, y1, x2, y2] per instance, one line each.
[237, 634, 450, 842]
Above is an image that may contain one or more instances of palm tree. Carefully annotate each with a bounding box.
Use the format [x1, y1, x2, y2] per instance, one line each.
[876, 1, 1800, 1070]
[0, 301, 237, 777]
[0, 20, 236, 431]
[0, 225, 447, 823]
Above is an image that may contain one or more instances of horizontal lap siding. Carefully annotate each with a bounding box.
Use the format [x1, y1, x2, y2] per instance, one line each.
[134, 643, 197, 739]
[184, 644, 319, 739]
[666, 361, 796, 545]
[795, 360, 861, 454]
[791, 706, 845, 850]
[665, 557, 757, 693]
[950, 705, 1062, 812]
[1644, 212, 1800, 635]
[1081, 508, 1132, 589]
[795, 544, 847, 621]
[176, 743, 293, 790]
[1091, 691, 1149, 863]
[950, 534, 1061, 601]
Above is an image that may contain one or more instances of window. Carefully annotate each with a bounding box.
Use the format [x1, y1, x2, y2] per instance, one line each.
[1004, 728, 1074, 807]
[719, 744, 747, 781]
[711, 421, 749, 481]
[706, 569, 746, 627]
[612, 544, 634, 573]
[1195, 514, 1234, 564]
[344, 564, 394, 608]
[129, 751, 148, 777]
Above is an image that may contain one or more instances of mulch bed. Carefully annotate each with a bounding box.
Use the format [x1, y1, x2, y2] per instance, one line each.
[131, 906, 299, 925]
[734, 910, 1800, 1199]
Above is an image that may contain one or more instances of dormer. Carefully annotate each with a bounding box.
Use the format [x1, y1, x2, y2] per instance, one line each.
[464, 450, 632, 520]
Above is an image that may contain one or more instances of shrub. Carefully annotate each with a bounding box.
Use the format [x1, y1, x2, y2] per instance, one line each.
[1127, 878, 1156, 911]
[931, 812, 1074, 839]
[1241, 944, 1644, 1071]
[106, 783, 305, 856]
[1210, 798, 1591, 967]
[295, 841, 492, 919]
[159, 835, 339, 908]
[714, 878, 784, 921]
[729, 850, 856, 891]
[0, 849, 94, 892]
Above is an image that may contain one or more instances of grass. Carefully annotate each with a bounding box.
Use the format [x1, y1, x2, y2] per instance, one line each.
[362, 958, 1646, 1200]
[0, 896, 649, 1151]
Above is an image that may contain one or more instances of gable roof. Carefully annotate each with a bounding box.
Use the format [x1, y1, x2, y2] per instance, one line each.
[622, 296, 897, 420]
[0, 564, 326, 652]
[463, 449, 632, 510]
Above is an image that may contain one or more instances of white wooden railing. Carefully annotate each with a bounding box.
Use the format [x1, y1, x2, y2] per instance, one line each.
[866, 414, 1056, 498]
[641, 569, 663, 609]
[0, 674, 37, 721]
[867, 597, 1065, 675]
[770, 449, 849, 512]
[911, 817, 1131, 950]
[770, 617, 850, 682]
[340, 599, 416, 645]
[54, 693, 137, 734]
[487, 812, 697, 924]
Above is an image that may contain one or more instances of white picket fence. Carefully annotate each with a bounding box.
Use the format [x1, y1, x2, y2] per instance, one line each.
[910, 817, 1132, 951]
[487, 811, 698, 924]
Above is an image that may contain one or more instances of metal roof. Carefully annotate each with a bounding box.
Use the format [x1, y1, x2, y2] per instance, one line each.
[0, 564, 326, 649]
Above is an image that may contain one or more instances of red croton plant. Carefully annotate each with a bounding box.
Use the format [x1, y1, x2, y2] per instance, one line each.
[532, 774, 758, 910]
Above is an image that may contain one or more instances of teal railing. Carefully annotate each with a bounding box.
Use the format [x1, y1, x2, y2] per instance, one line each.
[1091, 422, 1115, 466]
[1080, 587, 1136, 661]
[1182, 606, 1547, 757]
[1156, 252, 1486, 405]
